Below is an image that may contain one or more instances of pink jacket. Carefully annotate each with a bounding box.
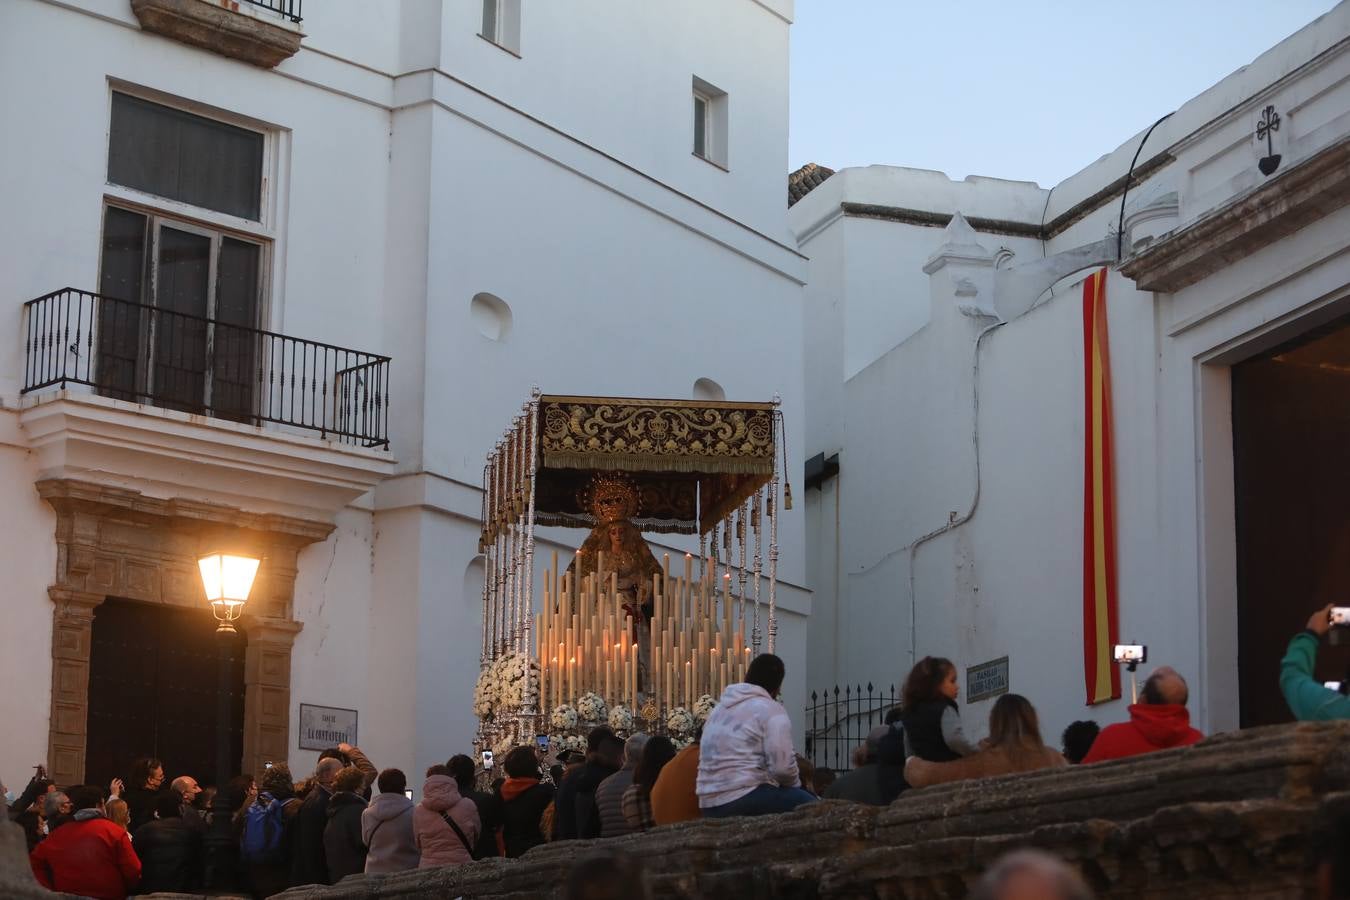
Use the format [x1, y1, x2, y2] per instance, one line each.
[411, 775, 481, 869]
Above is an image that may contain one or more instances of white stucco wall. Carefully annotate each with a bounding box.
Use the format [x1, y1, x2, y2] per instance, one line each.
[793, 3, 1350, 745]
[0, 0, 809, 788]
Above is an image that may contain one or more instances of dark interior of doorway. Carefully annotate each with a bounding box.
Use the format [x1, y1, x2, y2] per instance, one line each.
[1233, 314, 1350, 727]
[85, 598, 246, 789]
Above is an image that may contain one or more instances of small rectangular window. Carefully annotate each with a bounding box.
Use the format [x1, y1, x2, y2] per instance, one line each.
[482, 0, 499, 43]
[692, 77, 728, 168]
[480, 0, 521, 54]
[108, 92, 264, 220]
[693, 93, 709, 159]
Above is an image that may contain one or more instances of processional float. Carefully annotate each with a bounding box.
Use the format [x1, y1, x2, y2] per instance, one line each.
[475, 391, 790, 756]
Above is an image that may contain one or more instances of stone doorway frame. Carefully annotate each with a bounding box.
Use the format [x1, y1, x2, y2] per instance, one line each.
[39, 479, 333, 787]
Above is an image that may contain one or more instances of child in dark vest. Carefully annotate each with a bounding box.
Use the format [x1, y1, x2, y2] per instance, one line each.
[900, 656, 977, 762]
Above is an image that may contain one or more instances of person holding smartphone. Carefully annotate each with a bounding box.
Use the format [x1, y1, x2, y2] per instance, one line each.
[1280, 603, 1350, 721]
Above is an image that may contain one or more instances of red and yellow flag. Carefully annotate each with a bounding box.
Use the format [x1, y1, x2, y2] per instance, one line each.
[1082, 269, 1121, 705]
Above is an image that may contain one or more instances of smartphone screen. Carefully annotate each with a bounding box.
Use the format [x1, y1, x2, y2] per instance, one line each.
[535, 734, 549, 753]
[404, 789, 414, 800]
[481, 750, 494, 770]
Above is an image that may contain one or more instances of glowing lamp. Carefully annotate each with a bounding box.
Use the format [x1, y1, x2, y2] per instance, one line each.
[198, 553, 260, 633]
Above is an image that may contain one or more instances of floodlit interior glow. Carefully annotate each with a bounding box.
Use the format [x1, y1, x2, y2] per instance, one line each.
[198, 553, 260, 602]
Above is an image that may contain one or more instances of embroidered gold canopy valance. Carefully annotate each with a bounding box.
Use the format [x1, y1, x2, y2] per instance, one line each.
[481, 394, 779, 542]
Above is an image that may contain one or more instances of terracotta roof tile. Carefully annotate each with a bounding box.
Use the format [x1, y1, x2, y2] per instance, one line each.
[788, 162, 835, 206]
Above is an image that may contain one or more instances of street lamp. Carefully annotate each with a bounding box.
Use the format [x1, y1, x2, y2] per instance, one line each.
[197, 550, 259, 892]
[198, 553, 260, 633]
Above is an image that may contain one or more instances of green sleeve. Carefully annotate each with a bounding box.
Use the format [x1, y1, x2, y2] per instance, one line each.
[1279, 632, 1350, 721]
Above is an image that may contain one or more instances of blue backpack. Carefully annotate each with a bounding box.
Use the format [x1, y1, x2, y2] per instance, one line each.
[240, 793, 289, 864]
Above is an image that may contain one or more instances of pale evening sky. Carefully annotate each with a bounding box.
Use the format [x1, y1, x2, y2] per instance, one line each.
[788, 0, 1338, 187]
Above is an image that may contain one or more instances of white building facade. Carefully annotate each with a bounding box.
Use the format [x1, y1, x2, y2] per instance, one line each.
[794, 3, 1350, 749]
[0, 0, 809, 791]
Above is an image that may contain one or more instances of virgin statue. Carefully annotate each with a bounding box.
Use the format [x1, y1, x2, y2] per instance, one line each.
[565, 473, 662, 688]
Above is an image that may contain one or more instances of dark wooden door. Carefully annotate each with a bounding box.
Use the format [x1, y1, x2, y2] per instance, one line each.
[85, 598, 246, 789]
[1232, 316, 1350, 727]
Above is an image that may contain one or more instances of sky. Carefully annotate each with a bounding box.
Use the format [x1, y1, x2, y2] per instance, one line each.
[788, 0, 1338, 187]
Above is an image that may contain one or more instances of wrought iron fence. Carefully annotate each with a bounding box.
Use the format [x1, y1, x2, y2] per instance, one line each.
[240, 0, 302, 23]
[804, 682, 900, 771]
[22, 288, 389, 448]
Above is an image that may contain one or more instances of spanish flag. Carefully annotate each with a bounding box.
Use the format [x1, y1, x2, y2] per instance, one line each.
[1082, 269, 1121, 705]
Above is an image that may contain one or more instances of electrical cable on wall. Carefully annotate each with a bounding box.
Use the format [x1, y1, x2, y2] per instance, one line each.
[1116, 112, 1175, 259]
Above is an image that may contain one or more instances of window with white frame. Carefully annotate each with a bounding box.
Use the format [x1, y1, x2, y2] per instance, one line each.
[692, 77, 728, 168]
[99, 91, 270, 417]
[481, 0, 521, 55]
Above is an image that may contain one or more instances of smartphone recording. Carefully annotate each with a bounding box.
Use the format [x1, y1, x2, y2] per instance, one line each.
[1113, 644, 1147, 664]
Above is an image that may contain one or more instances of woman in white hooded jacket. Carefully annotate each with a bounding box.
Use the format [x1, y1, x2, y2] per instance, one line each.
[696, 653, 817, 818]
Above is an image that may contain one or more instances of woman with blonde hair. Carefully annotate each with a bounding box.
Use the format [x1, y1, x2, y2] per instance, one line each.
[105, 797, 130, 831]
[904, 694, 1066, 788]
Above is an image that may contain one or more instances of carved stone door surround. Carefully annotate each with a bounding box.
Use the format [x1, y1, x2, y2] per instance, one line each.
[38, 479, 333, 787]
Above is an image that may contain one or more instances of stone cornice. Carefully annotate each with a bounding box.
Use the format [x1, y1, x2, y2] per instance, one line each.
[36, 478, 335, 545]
[19, 392, 395, 521]
[1121, 135, 1350, 293]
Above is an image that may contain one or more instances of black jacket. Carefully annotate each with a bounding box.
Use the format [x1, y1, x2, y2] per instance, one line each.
[497, 782, 554, 859]
[124, 786, 164, 833]
[323, 791, 368, 883]
[465, 789, 501, 859]
[290, 786, 332, 887]
[901, 699, 963, 763]
[568, 761, 619, 840]
[133, 816, 203, 893]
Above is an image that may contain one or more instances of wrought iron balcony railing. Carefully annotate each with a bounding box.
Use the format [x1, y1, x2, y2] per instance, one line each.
[241, 0, 302, 23]
[22, 288, 389, 449]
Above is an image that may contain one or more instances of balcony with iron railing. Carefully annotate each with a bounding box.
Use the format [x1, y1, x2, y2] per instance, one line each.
[18, 288, 395, 519]
[23, 288, 389, 448]
[240, 0, 303, 23]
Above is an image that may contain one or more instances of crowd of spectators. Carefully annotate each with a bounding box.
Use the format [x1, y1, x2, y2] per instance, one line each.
[6, 604, 1349, 898]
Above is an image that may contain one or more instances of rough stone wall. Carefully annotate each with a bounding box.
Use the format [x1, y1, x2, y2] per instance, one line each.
[4, 723, 1341, 898]
[269, 722, 1349, 899]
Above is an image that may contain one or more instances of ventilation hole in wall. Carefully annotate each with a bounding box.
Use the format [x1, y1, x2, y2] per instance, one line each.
[470, 292, 513, 341]
[692, 378, 726, 401]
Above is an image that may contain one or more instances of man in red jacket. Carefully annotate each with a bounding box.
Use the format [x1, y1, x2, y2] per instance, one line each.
[1082, 666, 1204, 764]
[30, 783, 141, 899]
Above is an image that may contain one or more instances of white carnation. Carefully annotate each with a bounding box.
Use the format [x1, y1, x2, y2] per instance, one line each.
[551, 704, 579, 731]
[576, 691, 608, 723]
[666, 706, 695, 737]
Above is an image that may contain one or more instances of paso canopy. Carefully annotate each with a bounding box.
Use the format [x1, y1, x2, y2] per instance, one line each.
[482, 394, 777, 542]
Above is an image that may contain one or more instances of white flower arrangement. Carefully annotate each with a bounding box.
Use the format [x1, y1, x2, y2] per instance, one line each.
[666, 706, 695, 737]
[550, 704, 579, 732]
[473, 667, 496, 720]
[576, 691, 609, 723]
[492, 736, 517, 760]
[557, 734, 586, 753]
[474, 653, 539, 724]
[608, 705, 635, 734]
[492, 652, 537, 710]
[672, 737, 693, 751]
[693, 694, 718, 724]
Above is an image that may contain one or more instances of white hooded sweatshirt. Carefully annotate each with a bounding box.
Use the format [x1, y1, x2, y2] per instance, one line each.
[696, 682, 800, 808]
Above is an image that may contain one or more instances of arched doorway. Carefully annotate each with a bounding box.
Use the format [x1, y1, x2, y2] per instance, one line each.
[84, 598, 247, 789]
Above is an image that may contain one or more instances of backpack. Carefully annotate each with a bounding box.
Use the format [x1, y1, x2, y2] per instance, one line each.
[240, 793, 289, 864]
